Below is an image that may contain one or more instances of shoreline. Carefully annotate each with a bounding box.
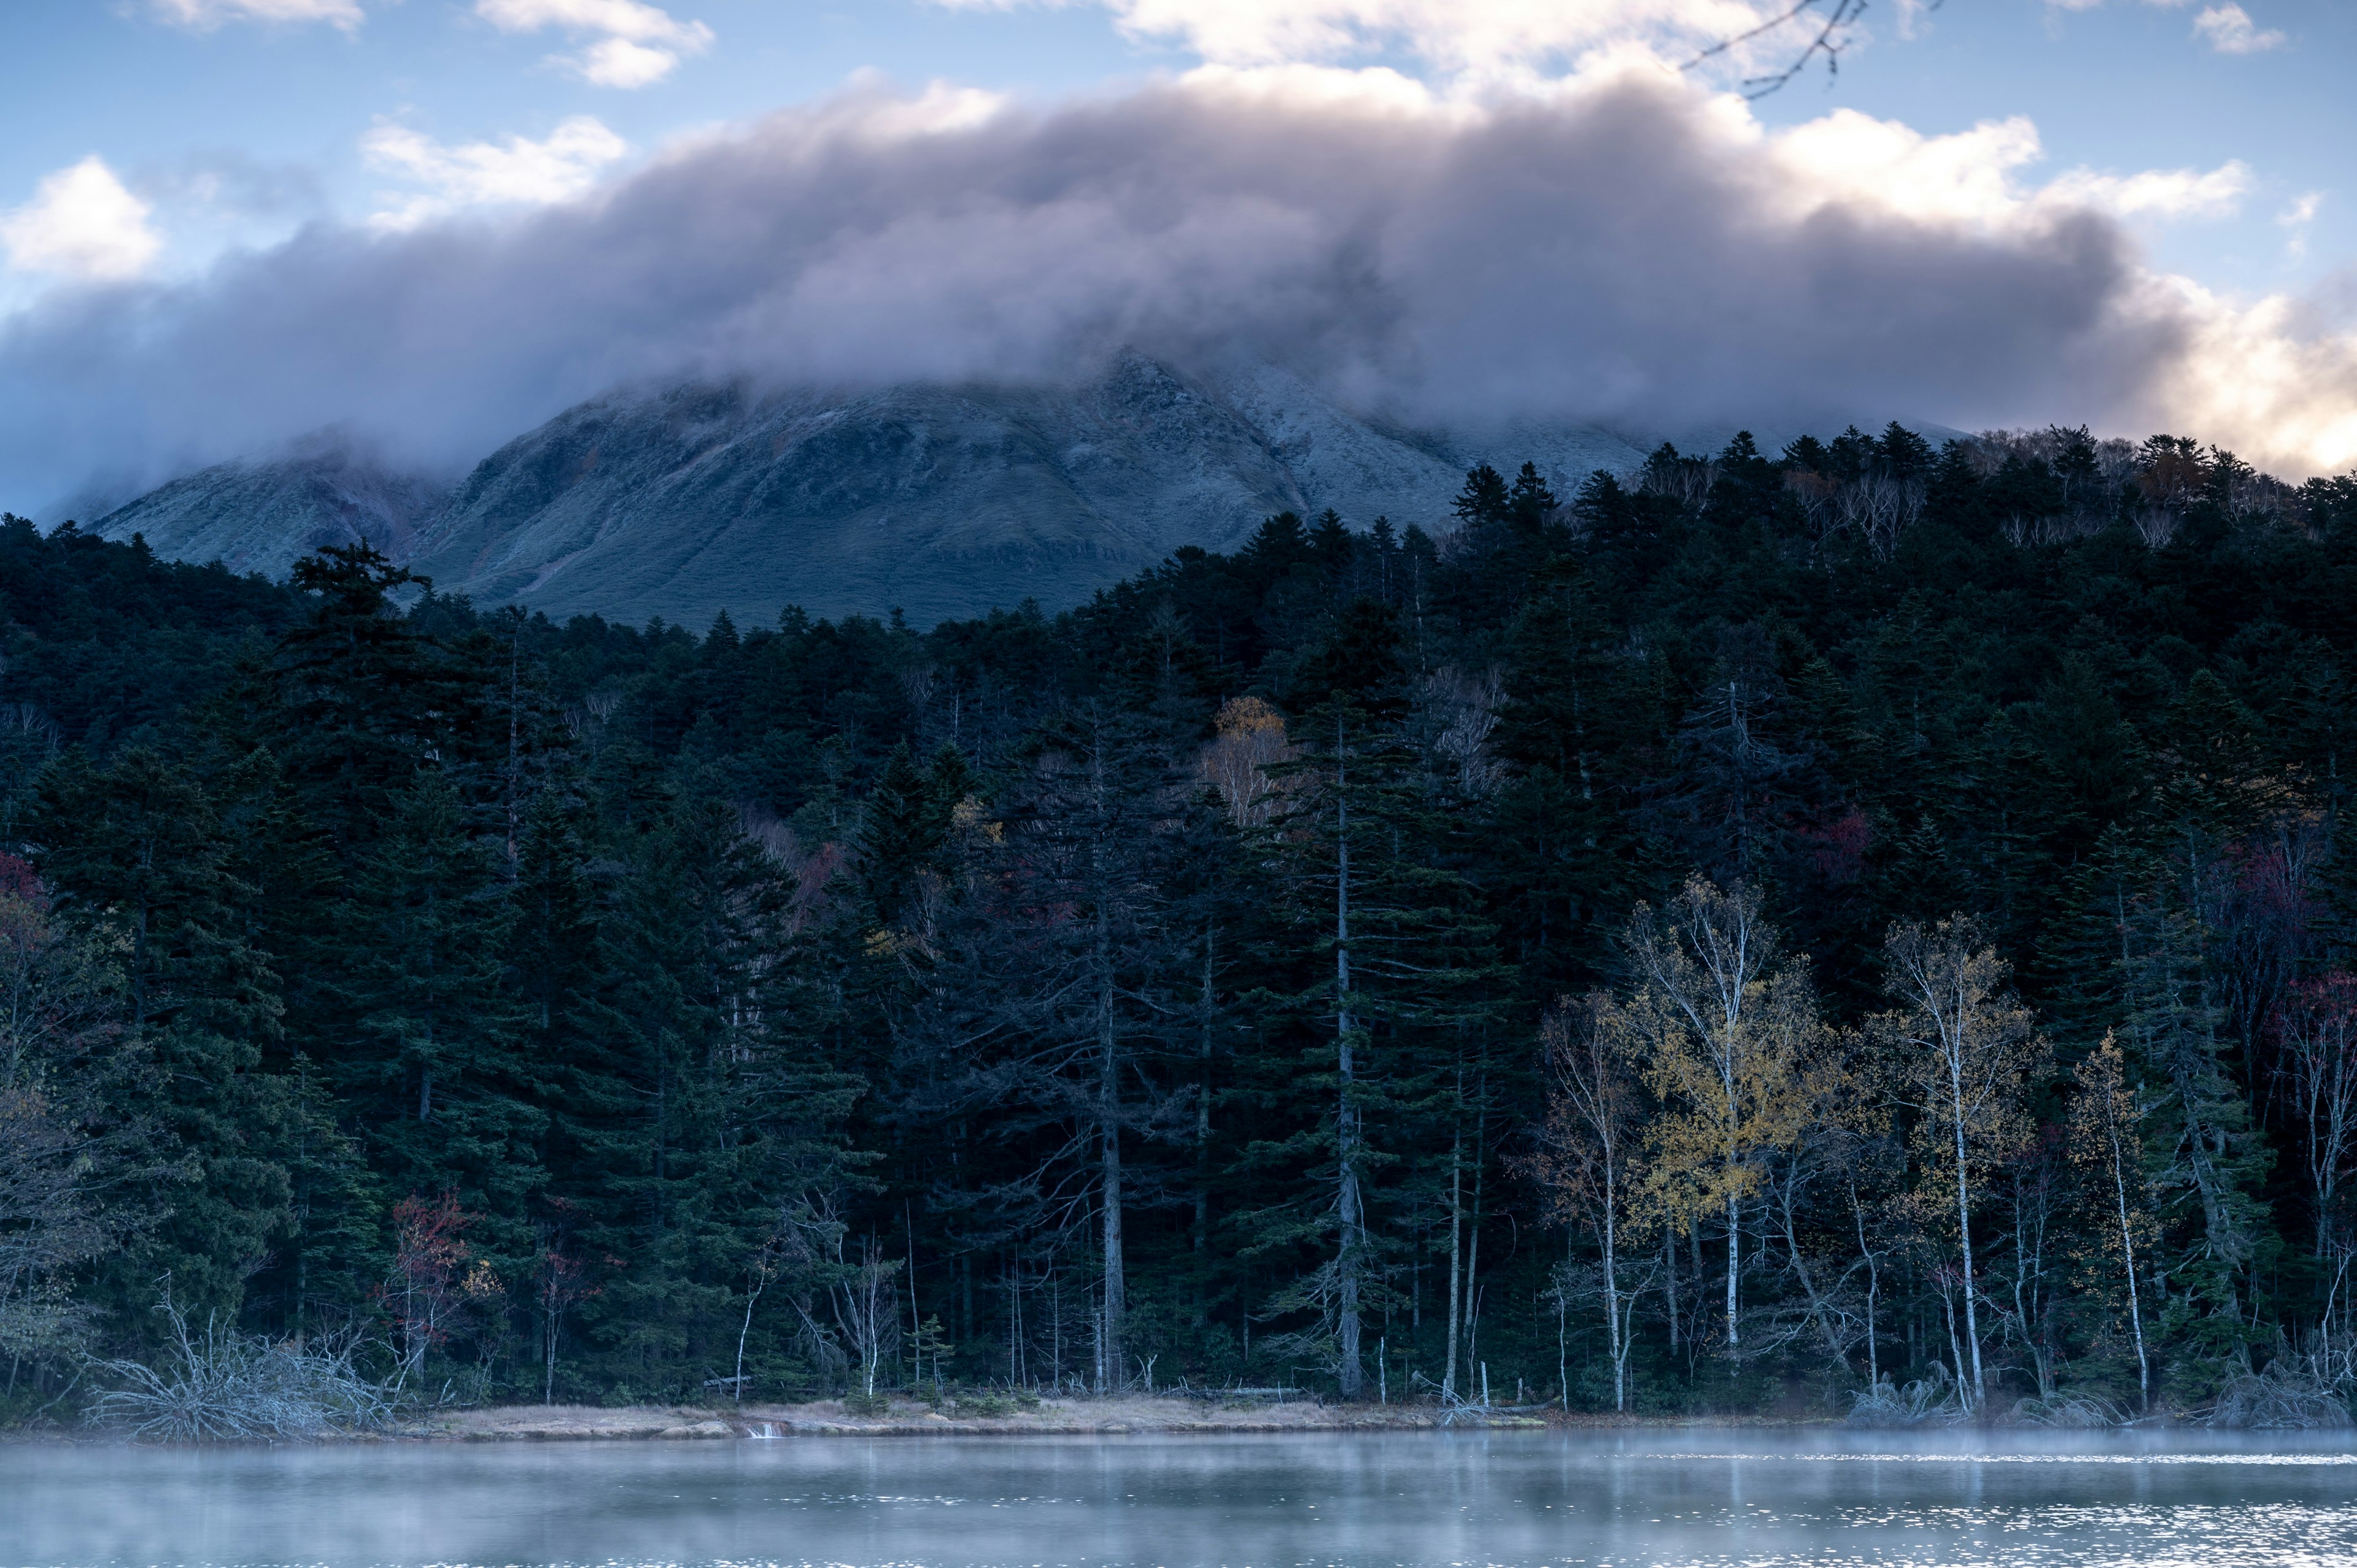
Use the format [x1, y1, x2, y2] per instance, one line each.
[410, 1398, 1828, 1442]
[426, 1397, 1512, 1441]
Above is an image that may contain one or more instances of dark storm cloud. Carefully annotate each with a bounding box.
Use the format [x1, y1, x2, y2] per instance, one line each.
[0, 68, 2196, 507]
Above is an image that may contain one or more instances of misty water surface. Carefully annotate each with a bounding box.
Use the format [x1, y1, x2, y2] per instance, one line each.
[5, 1427, 2355, 1568]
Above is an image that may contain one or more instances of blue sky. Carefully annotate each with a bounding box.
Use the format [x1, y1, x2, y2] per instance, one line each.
[2, 1, 2340, 296]
[2, 1, 2351, 498]
[1750, 1, 2351, 302]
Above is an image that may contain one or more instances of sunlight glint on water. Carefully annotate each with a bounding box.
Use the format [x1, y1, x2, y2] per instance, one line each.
[5, 1430, 2356, 1568]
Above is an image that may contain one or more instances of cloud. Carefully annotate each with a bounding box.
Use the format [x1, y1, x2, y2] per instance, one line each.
[360, 117, 631, 230]
[2280, 190, 2321, 260]
[2062, 0, 2290, 53]
[475, 0, 714, 87]
[2043, 160, 2250, 220]
[935, 0, 1795, 79]
[150, 0, 365, 29]
[2191, 2, 2283, 53]
[1770, 115, 2241, 228]
[2, 66, 2353, 514]
[1, 158, 164, 283]
[1767, 110, 2043, 226]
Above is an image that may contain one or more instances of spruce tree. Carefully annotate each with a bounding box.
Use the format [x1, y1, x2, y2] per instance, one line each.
[29, 748, 293, 1331]
[273, 544, 446, 860]
[1238, 601, 1509, 1399]
[339, 768, 538, 1256]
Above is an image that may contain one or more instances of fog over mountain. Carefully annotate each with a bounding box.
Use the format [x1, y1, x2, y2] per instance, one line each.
[10, 59, 2349, 538]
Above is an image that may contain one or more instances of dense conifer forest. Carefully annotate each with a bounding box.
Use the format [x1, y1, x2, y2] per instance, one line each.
[9, 423, 2357, 1426]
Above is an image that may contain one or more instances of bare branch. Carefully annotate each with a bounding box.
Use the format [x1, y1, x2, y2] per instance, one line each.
[1686, 0, 1875, 100]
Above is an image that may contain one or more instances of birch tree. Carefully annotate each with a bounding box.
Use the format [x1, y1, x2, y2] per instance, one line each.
[1624, 875, 1817, 1351]
[1525, 994, 1651, 1409]
[2070, 1033, 2154, 1410]
[1199, 697, 1295, 830]
[1760, 1041, 1877, 1373]
[1875, 918, 2039, 1413]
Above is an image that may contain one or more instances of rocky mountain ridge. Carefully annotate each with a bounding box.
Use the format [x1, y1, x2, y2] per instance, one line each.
[95, 357, 1647, 627]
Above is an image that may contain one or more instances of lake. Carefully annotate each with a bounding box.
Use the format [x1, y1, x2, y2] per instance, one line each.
[4, 1428, 2355, 1568]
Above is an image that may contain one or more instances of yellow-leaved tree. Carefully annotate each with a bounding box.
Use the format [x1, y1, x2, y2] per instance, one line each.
[1624, 875, 1825, 1353]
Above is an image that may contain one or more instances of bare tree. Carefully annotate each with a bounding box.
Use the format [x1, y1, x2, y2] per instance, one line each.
[767, 1197, 901, 1397]
[1525, 995, 1653, 1409]
[535, 1243, 588, 1407]
[2070, 1034, 2154, 1411]
[1995, 1126, 2067, 1404]
[834, 1236, 902, 1399]
[0, 704, 58, 842]
[891, 705, 1196, 1393]
[1786, 471, 1927, 559]
[1875, 919, 2040, 1413]
[1760, 1042, 1878, 1374]
[1417, 666, 1506, 799]
[2280, 975, 2357, 1252]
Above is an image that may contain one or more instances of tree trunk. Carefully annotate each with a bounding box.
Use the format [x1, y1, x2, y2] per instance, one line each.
[1779, 1168, 1841, 1365]
[2108, 1121, 2150, 1410]
[1101, 1122, 1124, 1391]
[1091, 773, 1126, 1391]
[1725, 1190, 1741, 1348]
[1332, 732, 1364, 1400]
[1722, 1058, 1741, 1348]
[1602, 1173, 1623, 1412]
[1463, 1099, 1487, 1380]
[1664, 1224, 1680, 1351]
[1851, 1178, 1879, 1387]
[1443, 1132, 1463, 1400]
[1950, 1064, 1985, 1410]
[1194, 927, 1213, 1325]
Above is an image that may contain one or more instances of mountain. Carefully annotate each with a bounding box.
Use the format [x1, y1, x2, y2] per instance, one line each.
[96, 357, 1649, 627]
[407, 355, 1647, 627]
[91, 434, 451, 584]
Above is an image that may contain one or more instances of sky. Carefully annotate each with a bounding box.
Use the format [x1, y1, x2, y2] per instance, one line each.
[1, 0, 2351, 511]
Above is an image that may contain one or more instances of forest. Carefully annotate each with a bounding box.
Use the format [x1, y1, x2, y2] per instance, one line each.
[7, 422, 2357, 1428]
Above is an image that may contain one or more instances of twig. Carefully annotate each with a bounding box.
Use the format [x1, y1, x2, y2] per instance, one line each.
[1684, 0, 1873, 99]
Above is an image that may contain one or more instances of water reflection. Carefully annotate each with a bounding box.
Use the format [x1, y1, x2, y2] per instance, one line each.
[4, 1427, 2354, 1568]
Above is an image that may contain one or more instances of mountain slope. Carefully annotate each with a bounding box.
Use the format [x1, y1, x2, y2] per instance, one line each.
[409, 357, 1314, 628]
[92, 357, 1652, 627]
[1207, 362, 1643, 532]
[412, 357, 1651, 627]
[91, 437, 449, 583]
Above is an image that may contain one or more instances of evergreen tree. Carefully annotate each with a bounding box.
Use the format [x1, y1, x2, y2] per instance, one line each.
[857, 743, 940, 929]
[271, 544, 447, 859]
[1238, 601, 1509, 1399]
[339, 770, 538, 1255]
[28, 748, 292, 1330]
[21, 432, 2357, 1415]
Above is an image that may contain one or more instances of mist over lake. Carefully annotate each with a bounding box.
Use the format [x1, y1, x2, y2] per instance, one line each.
[8, 1431, 2357, 1568]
